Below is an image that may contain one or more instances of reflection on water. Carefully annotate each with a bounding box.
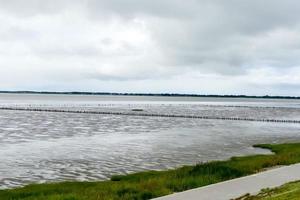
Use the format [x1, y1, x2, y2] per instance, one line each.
[0, 94, 300, 189]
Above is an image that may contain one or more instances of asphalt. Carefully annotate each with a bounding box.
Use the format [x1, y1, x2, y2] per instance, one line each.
[153, 163, 300, 200]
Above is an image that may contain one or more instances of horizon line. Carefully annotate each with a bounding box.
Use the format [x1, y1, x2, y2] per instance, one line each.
[0, 90, 299, 99]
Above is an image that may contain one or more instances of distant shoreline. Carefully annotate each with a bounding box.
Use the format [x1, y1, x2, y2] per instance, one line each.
[0, 91, 299, 99]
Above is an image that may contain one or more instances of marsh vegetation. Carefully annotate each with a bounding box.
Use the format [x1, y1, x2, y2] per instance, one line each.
[1, 143, 300, 200]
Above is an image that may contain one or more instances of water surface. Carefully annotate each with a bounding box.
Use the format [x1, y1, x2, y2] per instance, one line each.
[0, 94, 299, 189]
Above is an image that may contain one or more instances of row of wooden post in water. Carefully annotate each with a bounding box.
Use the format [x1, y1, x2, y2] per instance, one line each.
[0, 107, 299, 124]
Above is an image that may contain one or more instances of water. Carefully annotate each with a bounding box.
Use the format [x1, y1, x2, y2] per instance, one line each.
[0, 94, 300, 189]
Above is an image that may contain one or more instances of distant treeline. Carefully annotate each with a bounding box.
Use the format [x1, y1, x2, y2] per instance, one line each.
[0, 91, 299, 99]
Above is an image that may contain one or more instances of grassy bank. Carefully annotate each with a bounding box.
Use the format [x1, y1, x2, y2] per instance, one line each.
[1, 143, 300, 200]
[235, 181, 300, 200]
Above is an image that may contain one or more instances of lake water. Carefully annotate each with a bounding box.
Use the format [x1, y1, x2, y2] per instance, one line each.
[0, 94, 300, 189]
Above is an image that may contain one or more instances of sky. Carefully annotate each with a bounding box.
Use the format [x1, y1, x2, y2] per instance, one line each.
[0, 0, 300, 96]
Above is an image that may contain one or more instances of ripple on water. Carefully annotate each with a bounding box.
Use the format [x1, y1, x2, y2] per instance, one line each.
[0, 102, 300, 189]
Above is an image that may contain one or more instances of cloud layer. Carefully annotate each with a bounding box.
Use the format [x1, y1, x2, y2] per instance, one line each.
[0, 0, 300, 95]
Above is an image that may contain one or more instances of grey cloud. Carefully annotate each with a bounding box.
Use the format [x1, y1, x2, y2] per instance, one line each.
[84, 0, 200, 19]
[0, 0, 300, 95]
[0, 0, 72, 17]
[134, 1, 300, 74]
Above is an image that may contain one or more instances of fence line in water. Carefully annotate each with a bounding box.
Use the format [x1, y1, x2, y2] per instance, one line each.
[0, 107, 299, 124]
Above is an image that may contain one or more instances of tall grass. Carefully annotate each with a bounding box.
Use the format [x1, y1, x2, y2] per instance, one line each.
[235, 181, 300, 200]
[1, 143, 300, 200]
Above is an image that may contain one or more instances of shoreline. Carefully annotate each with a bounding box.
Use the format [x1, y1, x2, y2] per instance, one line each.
[1, 91, 300, 100]
[1, 143, 300, 200]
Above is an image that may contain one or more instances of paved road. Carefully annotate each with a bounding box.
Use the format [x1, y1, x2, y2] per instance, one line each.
[153, 163, 300, 200]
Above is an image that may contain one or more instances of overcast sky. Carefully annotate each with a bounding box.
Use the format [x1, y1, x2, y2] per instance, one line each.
[0, 0, 300, 95]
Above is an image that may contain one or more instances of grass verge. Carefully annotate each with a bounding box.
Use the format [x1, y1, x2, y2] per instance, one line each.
[235, 181, 300, 200]
[1, 143, 300, 200]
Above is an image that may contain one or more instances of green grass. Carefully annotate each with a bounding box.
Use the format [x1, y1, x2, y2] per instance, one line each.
[235, 181, 300, 200]
[1, 143, 300, 200]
